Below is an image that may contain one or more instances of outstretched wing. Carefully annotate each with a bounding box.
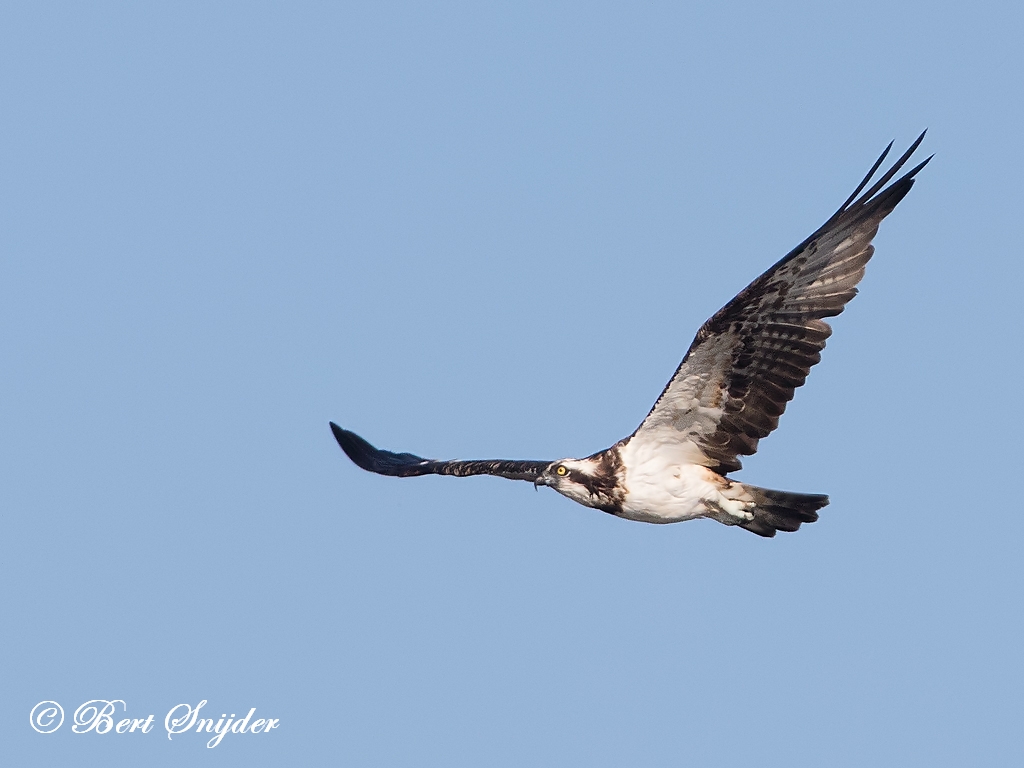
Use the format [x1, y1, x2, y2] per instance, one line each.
[631, 133, 931, 474]
[331, 423, 550, 482]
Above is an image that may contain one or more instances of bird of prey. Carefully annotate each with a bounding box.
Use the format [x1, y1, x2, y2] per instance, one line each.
[331, 134, 929, 536]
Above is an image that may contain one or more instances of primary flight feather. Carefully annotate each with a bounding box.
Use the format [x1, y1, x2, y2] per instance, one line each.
[331, 134, 930, 536]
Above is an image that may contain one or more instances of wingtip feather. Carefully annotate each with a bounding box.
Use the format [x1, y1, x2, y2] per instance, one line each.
[329, 423, 376, 470]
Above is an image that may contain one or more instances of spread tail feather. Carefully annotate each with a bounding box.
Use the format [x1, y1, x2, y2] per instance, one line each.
[738, 485, 829, 537]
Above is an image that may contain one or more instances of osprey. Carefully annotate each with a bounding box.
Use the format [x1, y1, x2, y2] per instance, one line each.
[331, 134, 929, 536]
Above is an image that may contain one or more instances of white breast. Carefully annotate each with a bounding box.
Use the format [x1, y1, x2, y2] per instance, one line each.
[616, 437, 751, 524]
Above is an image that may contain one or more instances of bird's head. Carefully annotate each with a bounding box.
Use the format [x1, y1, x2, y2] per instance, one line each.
[535, 458, 607, 508]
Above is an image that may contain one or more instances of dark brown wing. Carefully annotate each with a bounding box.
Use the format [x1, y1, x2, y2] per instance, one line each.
[630, 134, 931, 474]
[331, 423, 550, 482]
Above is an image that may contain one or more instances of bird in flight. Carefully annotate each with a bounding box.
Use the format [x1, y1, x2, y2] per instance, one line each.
[331, 134, 929, 536]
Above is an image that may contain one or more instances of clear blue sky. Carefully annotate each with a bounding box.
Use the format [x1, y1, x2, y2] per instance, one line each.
[3, 2, 1022, 766]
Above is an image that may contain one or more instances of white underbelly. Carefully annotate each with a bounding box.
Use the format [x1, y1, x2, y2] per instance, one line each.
[617, 464, 716, 523]
[616, 442, 753, 524]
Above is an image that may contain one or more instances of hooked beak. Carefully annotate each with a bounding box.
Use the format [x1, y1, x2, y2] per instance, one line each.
[534, 474, 549, 490]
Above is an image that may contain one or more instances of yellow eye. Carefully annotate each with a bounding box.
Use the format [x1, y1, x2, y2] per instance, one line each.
[556, 465, 568, 476]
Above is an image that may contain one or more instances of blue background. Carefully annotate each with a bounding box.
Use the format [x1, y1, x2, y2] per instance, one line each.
[3, 2, 1022, 765]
